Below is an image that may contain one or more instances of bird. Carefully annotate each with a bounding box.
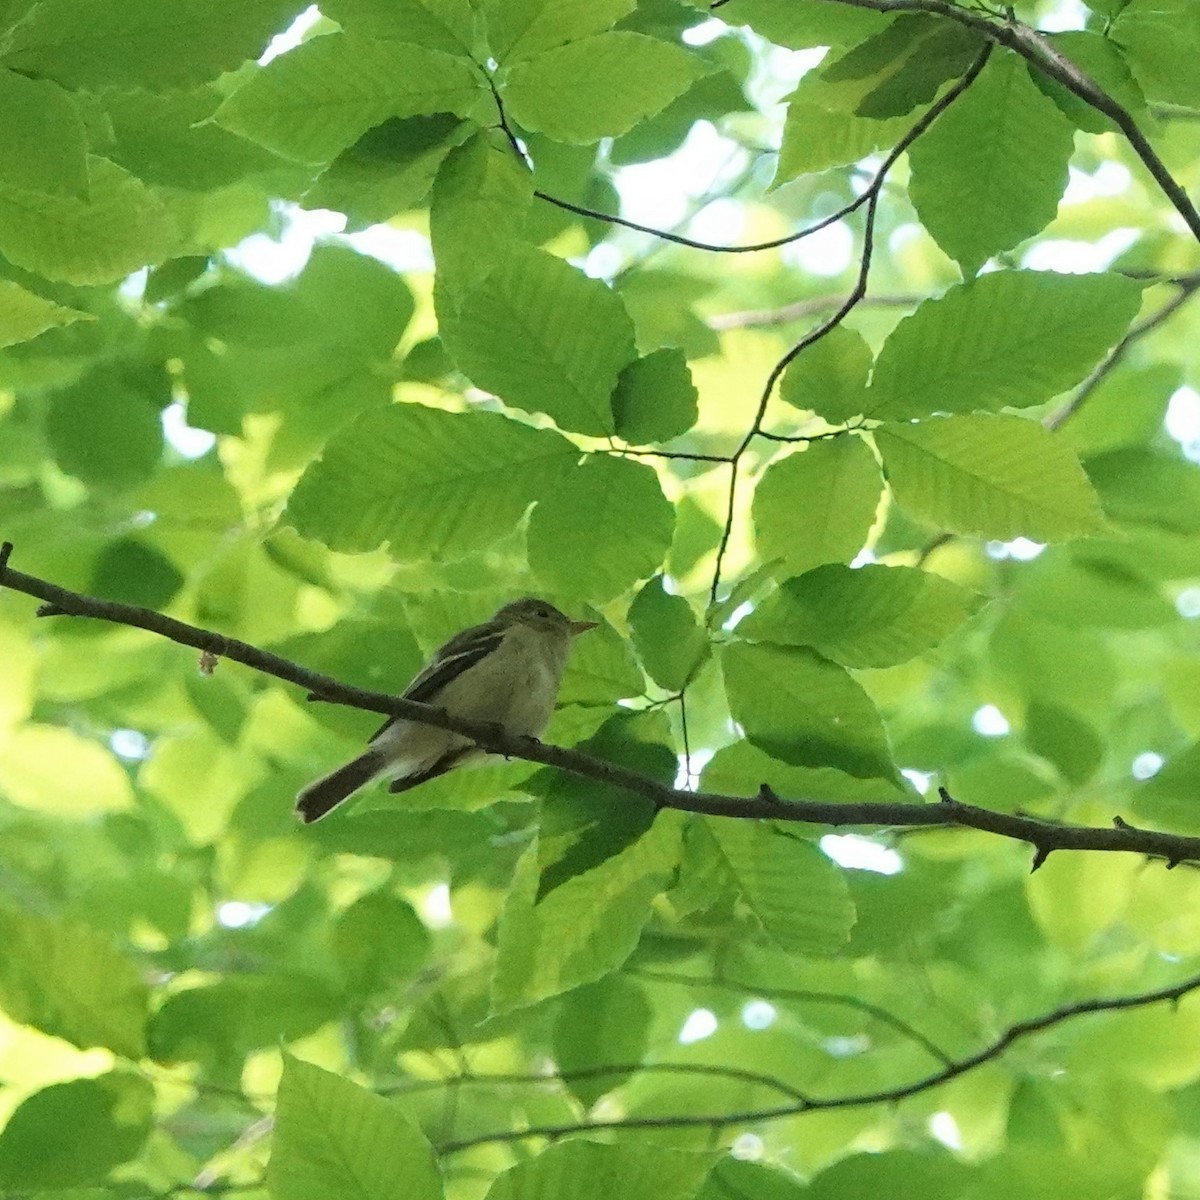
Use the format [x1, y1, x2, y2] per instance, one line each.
[295, 597, 597, 823]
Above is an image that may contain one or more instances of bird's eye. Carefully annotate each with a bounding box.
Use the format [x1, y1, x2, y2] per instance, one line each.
[537, 606, 550, 618]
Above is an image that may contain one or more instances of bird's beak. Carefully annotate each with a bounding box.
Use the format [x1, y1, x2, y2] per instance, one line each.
[569, 619, 599, 636]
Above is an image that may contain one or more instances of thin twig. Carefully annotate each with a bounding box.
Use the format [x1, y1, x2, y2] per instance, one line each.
[628, 967, 953, 1066]
[707, 44, 994, 605]
[532, 187, 874, 256]
[612, 445, 732, 465]
[381, 1061, 809, 1104]
[435, 967, 1200, 1153]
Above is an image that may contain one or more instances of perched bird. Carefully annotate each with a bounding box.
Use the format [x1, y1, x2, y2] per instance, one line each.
[296, 597, 596, 823]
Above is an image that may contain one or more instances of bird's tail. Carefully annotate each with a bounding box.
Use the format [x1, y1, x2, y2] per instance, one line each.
[296, 751, 384, 823]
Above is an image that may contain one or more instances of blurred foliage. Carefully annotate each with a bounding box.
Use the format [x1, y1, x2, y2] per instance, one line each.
[1, 0, 1200, 1196]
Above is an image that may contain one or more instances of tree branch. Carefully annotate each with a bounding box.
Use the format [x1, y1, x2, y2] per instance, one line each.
[5, 543, 1200, 866]
[798, 0, 1200, 245]
[435, 967, 1200, 1153]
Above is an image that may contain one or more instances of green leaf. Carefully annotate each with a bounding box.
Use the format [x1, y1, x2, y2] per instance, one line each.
[0, 69, 87, 197]
[696, 1161, 807, 1200]
[628, 575, 709, 691]
[0, 1073, 153, 1189]
[741, 563, 983, 668]
[486, 1137, 714, 1200]
[559, 615, 645, 705]
[45, 365, 164, 489]
[721, 641, 897, 780]
[0, 280, 92, 349]
[865, 270, 1145, 419]
[779, 325, 873, 424]
[773, 42, 921, 184]
[1, 724, 135, 816]
[1085, 448, 1200, 535]
[284, 403, 578, 559]
[701, 740, 909, 804]
[0, 907, 148, 1057]
[528, 455, 674, 601]
[270, 1055, 443, 1200]
[820, 13, 940, 82]
[617, 267, 719, 358]
[294, 243, 417, 359]
[551, 975, 652, 1107]
[333, 892, 431, 994]
[3, 0, 301, 89]
[612, 347, 699, 443]
[492, 813, 683, 1011]
[89, 538, 185, 609]
[430, 131, 535, 293]
[536, 713, 668, 896]
[817, 14, 981, 121]
[909, 54, 1076, 275]
[1113, 0, 1200, 107]
[442, 246, 636, 435]
[482, 0, 636, 64]
[876, 415, 1106, 541]
[775, 94, 910, 182]
[215, 32, 484, 163]
[853, 23, 983, 119]
[805, 1151, 973, 1200]
[305, 114, 472, 226]
[0, 156, 175, 285]
[707, 819, 855, 955]
[751, 436, 883, 575]
[503, 33, 709, 143]
[1058, 362, 1179, 458]
[102, 85, 291, 192]
[320, 0, 477, 52]
[718, 0, 892, 50]
[1014, 553, 1175, 628]
[1025, 700, 1104, 785]
[989, 611, 1116, 721]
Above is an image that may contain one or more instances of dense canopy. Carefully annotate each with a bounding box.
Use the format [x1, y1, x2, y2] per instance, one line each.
[2, 0, 1200, 1197]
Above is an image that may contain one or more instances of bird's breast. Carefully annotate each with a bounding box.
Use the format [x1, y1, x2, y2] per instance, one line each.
[437, 626, 566, 737]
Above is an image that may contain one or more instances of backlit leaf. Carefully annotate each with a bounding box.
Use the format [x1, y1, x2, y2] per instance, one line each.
[284, 403, 578, 559]
[270, 1055, 443, 1200]
[876, 414, 1107, 541]
[865, 271, 1144, 419]
[503, 33, 709, 143]
[742, 563, 983, 667]
[752, 436, 883, 574]
[528, 455, 674, 601]
[215, 33, 484, 163]
[722, 641, 897, 780]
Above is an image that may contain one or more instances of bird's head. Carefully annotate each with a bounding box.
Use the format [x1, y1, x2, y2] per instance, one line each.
[497, 597, 598, 638]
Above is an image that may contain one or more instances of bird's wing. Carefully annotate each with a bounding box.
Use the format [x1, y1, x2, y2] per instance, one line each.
[368, 623, 505, 742]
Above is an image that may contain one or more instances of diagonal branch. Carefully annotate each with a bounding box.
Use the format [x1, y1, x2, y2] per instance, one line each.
[792, 0, 1200, 244]
[5, 542, 1200, 867]
[434, 967, 1200, 1153]
[1047, 271, 1200, 430]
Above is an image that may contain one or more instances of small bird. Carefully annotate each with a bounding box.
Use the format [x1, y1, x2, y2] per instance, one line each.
[296, 597, 597, 823]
